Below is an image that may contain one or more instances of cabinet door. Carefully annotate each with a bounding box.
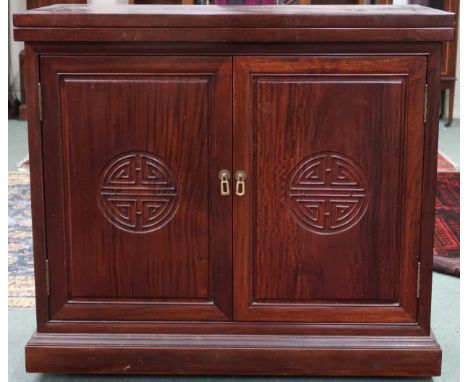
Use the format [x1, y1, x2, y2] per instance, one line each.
[234, 56, 426, 323]
[40, 56, 232, 321]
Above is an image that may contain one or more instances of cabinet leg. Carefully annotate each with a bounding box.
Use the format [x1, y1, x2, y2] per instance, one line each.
[440, 90, 445, 119]
[444, 83, 455, 127]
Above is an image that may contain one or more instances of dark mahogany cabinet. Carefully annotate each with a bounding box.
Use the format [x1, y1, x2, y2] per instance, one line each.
[14, 4, 454, 377]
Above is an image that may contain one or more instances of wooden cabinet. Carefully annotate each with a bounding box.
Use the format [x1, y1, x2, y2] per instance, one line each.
[13, 4, 454, 377]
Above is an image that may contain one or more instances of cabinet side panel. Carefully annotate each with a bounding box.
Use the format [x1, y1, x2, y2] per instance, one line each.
[24, 44, 50, 330]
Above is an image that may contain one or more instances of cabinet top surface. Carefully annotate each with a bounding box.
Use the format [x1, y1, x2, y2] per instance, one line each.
[14, 4, 453, 28]
[13, 4, 454, 43]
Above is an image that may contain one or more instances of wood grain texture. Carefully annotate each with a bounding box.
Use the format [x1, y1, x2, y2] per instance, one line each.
[13, 4, 454, 28]
[21, 41, 443, 55]
[40, 55, 232, 321]
[24, 41, 442, 333]
[25, 332, 441, 376]
[13, 26, 454, 43]
[418, 42, 442, 335]
[13, 5, 454, 43]
[234, 56, 426, 323]
[40, 320, 427, 335]
[23, 44, 50, 332]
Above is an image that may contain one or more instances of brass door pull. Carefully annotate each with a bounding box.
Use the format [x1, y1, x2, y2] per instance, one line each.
[218, 170, 231, 196]
[235, 170, 246, 196]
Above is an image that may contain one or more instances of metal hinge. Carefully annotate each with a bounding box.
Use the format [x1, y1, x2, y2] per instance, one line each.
[45, 259, 50, 296]
[423, 84, 428, 124]
[38, 82, 43, 122]
[417, 261, 421, 299]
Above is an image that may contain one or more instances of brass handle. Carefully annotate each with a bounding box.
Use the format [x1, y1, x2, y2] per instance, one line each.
[218, 170, 230, 196]
[235, 170, 246, 196]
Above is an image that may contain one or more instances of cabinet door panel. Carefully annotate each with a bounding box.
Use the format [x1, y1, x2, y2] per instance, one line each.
[234, 56, 426, 323]
[40, 56, 232, 321]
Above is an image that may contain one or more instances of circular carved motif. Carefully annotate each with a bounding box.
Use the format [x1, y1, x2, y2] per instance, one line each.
[288, 152, 369, 235]
[98, 151, 179, 233]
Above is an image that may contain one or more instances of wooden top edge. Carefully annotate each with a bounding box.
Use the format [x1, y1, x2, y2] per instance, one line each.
[14, 5, 455, 29]
[13, 26, 455, 43]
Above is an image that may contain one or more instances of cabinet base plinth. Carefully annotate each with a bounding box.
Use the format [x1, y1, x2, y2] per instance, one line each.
[26, 332, 441, 376]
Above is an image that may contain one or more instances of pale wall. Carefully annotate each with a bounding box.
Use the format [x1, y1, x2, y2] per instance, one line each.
[9, 0, 26, 100]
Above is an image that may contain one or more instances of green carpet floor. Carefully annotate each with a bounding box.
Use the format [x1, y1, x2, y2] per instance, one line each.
[8, 273, 459, 382]
[8, 120, 28, 172]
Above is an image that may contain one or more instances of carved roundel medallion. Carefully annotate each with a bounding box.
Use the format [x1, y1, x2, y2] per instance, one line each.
[288, 152, 369, 235]
[98, 151, 179, 233]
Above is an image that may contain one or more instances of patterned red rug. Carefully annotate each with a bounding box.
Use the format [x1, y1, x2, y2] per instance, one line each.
[434, 154, 460, 277]
[437, 152, 458, 172]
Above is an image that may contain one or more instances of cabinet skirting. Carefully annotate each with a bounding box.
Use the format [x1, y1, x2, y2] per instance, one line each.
[26, 332, 442, 376]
